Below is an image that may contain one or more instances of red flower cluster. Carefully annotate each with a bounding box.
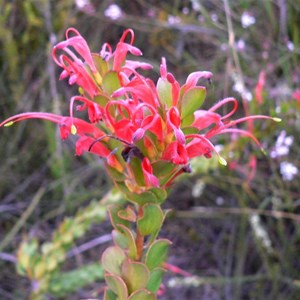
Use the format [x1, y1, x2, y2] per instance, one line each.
[1, 28, 279, 198]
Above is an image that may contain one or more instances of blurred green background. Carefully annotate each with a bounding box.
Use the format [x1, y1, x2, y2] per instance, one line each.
[0, 0, 300, 299]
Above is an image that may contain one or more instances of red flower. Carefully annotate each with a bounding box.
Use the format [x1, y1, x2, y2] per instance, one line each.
[167, 106, 185, 145]
[162, 141, 189, 165]
[142, 158, 159, 187]
[1, 28, 280, 193]
[53, 28, 97, 73]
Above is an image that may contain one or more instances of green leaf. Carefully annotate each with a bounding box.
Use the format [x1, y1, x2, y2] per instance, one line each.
[181, 114, 196, 128]
[105, 274, 128, 300]
[92, 53, 108, 76]
[181, 86, 206, 119]
[157, 77, 173, 107]
[182, 126, 198, 135]
[131, 189, 167, 205]
[94, 94, 110, 108]
[107, 165, 126, 182]
[147, 188, 168, 204]
[137, 204, 164, 236]
[101, 246, 126, 275]
[117, 224, 138, 260]
[148, 209, 171, 245]
[108, 204, 130, 231]
[114, 183, 167, 206]
[121, 259, 150, 294]
[146, 267, 165, 293]
[151, 161, 176, 178]
[112, 229, 128, 250]
[118, 206, 136, 222]
[144, 239, 172, 271]
[130, 157, 146, 186]
[104, 288, 118, 300]
[102, 71, 121, 95]
[128, 289, 156, 300]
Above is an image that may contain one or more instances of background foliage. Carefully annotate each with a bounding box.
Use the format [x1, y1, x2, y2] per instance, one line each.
[0, 0, 300, 299]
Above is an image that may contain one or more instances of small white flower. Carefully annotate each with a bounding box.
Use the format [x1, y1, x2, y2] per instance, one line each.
[280, 161, 298, 181]
[236, 39, 246, 51]
[104, 4, 122, 20]
[241, 12, 256, 28]
[182, 7, 189, 15]
[75, 0, 90, 9]
[270, 130, 294, 158]
[211, 13, 218, 23]
[287, 41, 295, 51]
[75, 0, 94, 13]
[191, 0, 201, 12]
[168, 15, 181, 25]
[216, 196, 224, 205]
[232, 77, 252, 101]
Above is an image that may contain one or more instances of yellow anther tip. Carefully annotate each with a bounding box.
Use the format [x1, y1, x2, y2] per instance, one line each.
[4, 121, 14, 127]
[71, 124, 77, 135]
[78, 87, 84, 95]
[219, 157, 227, 166]
[273, 117, 282, 122]
[261, 148, 267, 155]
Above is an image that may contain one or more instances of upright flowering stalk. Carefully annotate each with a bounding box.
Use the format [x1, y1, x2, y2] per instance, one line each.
[1, 28, 280, 299]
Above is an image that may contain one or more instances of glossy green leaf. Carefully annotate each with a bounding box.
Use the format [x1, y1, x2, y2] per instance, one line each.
[144, 239, 172, 271]
[147, 188, 168, 204]
[181, 86, 206, 119]
[137, 204, 164, 236]
[130, 157, 146, 186]
[181, 114, 196, 128]
[114, 183, 167, 206]
[128, 289, 156, 300]
[112, 229, 128, 250]
[118, 206, 136, 222]
[117, 224, 138, 260]
[148, 209, 171, 245]
[105, 274, 128, 300]
[102, 71, 121, 95]
[108, 204, 130, 231]
[129, 190, 166, 205]
[151, 161, 176, 178]
[146, 267, 165, 293]
[121, 259, 150, 294]
[101, 246, 126, 275]
[157, 77, 173, 107]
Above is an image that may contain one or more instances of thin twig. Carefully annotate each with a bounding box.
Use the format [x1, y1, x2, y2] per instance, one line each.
[67, 234, 112, 258]
[0, 252, 17, 263]
[176, 206, 300, 223]
[0, 187, 45, 252]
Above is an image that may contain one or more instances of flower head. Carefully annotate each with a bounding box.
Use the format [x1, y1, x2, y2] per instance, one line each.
[1, 28, 279, 202]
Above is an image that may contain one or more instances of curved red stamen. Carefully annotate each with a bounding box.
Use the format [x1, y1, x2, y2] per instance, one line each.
[216, 128, 263, 149]
[120, 29, 135, 44]
[209, 97, 238, 120]
[223, 115, 276, 129]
